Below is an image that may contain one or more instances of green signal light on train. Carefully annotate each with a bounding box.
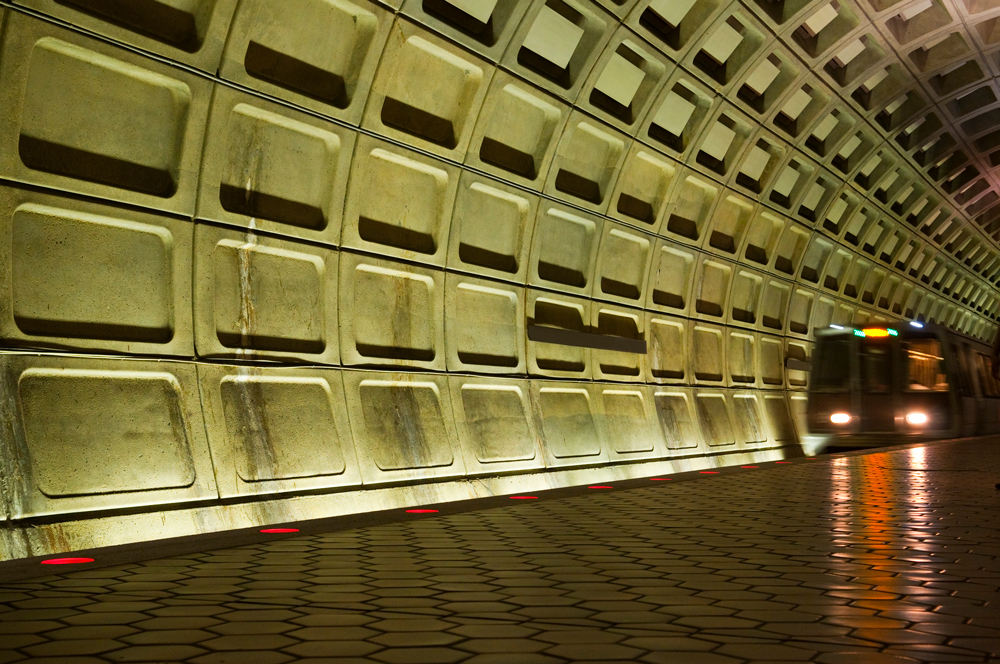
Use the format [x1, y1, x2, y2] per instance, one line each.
[854, 328, 898, 338]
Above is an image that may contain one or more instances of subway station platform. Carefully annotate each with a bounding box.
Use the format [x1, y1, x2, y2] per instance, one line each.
[0, 439, 999, 664]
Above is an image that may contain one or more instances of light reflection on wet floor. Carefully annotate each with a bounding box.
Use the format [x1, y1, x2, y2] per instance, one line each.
[0, 439, 998, 663]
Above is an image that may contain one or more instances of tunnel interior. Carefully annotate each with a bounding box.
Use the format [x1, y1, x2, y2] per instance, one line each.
[0, 0, 999, 560]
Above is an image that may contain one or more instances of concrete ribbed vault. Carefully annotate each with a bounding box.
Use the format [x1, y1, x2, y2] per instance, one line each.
[0, 0, 998, 560]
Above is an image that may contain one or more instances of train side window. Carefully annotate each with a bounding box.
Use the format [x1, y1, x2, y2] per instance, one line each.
[988, 357, 1000, 398]
[977, 353, 998, 397]
[951, 343, 973, 396]
[903, 339, 948, 392]
[813, 338, 851, 391]
[861, 341, 891, 393]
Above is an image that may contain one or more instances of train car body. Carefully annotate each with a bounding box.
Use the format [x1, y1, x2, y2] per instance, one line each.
[807, 323, 1000, 447]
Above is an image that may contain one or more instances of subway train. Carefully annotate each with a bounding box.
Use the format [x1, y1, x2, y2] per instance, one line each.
[807, 322, 1000, 447]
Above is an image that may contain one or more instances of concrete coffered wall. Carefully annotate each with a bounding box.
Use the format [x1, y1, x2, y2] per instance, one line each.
[0, 0, 998, 559]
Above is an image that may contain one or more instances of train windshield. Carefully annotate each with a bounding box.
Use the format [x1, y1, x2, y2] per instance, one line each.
[903, 338, 948, 392]
[861, 340, 891, 393]
[813, 338, 851, 391]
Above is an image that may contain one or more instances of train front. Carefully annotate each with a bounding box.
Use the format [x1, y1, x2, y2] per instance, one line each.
[807, 323, 955, 448]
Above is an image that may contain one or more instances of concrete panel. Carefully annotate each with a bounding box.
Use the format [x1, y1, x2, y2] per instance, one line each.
[0, 184, 193, 357]
[500, 0, 614, 102]
[608, 144, 678, 231]
[772, 220, 811, 277]
[0, 13, 211, 215]
[638, 70, 717, 160]
[445, 273, 525, 374]
[340, 253, 446, 371]
[764, 393, 797, 441]
[646, 239, 696, 315]
[728, 266, 764, 328]
[740, 207, 788, 270]
[789, 392, 810, 440]
[690, 102, 756, 179]
[706, 191, 756, 257]
[194, 223, 340, 364]
[343, 371, 466, 484]
[200, 364, 361, 498]
[364, 19, 492, 160]
[343, 136, 460, 267]
[694, 255, 734, 321]
[683, 7, 771, 91]
[0, 353, 216, 518]
[795, 169, 840, 225]
[592, 302, 645, 380]
[400, 0, 531, 61]
[692, 320, 727, 384]
[16, 0, 238, 72]
[580, 27, 670, 133]
[800, 234, 835, 287]
[766, 153, 818, 216]
[761, 278, 792, 332]
[220, 0, 391, 123]
[196, 85, 355, 246]
[628, 0, 727, 63]
[734, 46, 802, 119]
[695, 390, 738, 446]
[466, 70, 569, 189]
[594, 385, 666, 461]
[787, 286, 816, 335]
[528, 203, 602, 296]
[447, 171, 538, 283]
[759, 333, 785, 387]
[661, 168, 720, 246]
[593, 220, 653, 305]
[819, 188, 862, 239]
[532, 382, 609, 467]
[786, 338, 812, 388]
[545, 112, 629, 213]
[733, 129, 787, 199]
[646, 311, 687, 383]
[732, 391, 768, 444]
[449, 376, 544, 475]
[527, 289, 592, 378]
[728, 328, 758, 386]
[652, 387, 702, 450]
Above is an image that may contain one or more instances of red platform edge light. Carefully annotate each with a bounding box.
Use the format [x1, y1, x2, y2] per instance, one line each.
[776, 461, 792, 464]
[741, 465, 758, 468]
[41, 557, 94, 565]
[650, 478, 672, 481]
[510, 496, 538, 499]
[260, 528, 299, 534]
[405, 509, 439, 513]
[699, 471, 719, 474]
[588, 485, 613, 489]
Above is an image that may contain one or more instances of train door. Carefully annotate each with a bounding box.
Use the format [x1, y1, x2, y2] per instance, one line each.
[948, 339, 976, 436]
[901, 334, 952, 434]
[858, 335, 895, 431]
[972, 351, 998, 434]
[980, 353, 1000, 434]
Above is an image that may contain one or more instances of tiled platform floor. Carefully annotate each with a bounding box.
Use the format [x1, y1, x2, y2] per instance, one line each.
[1, 440, 1000, 664]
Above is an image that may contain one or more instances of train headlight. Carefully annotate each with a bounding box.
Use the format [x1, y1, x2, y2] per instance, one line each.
[830, 413, 851, 424]
[905, 411, 928, 426]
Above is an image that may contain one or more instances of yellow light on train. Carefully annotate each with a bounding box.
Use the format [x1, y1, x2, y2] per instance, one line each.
[861, 328, 890, 337]
[905, 411, 928, 426]
[830, 413, 851, 424]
